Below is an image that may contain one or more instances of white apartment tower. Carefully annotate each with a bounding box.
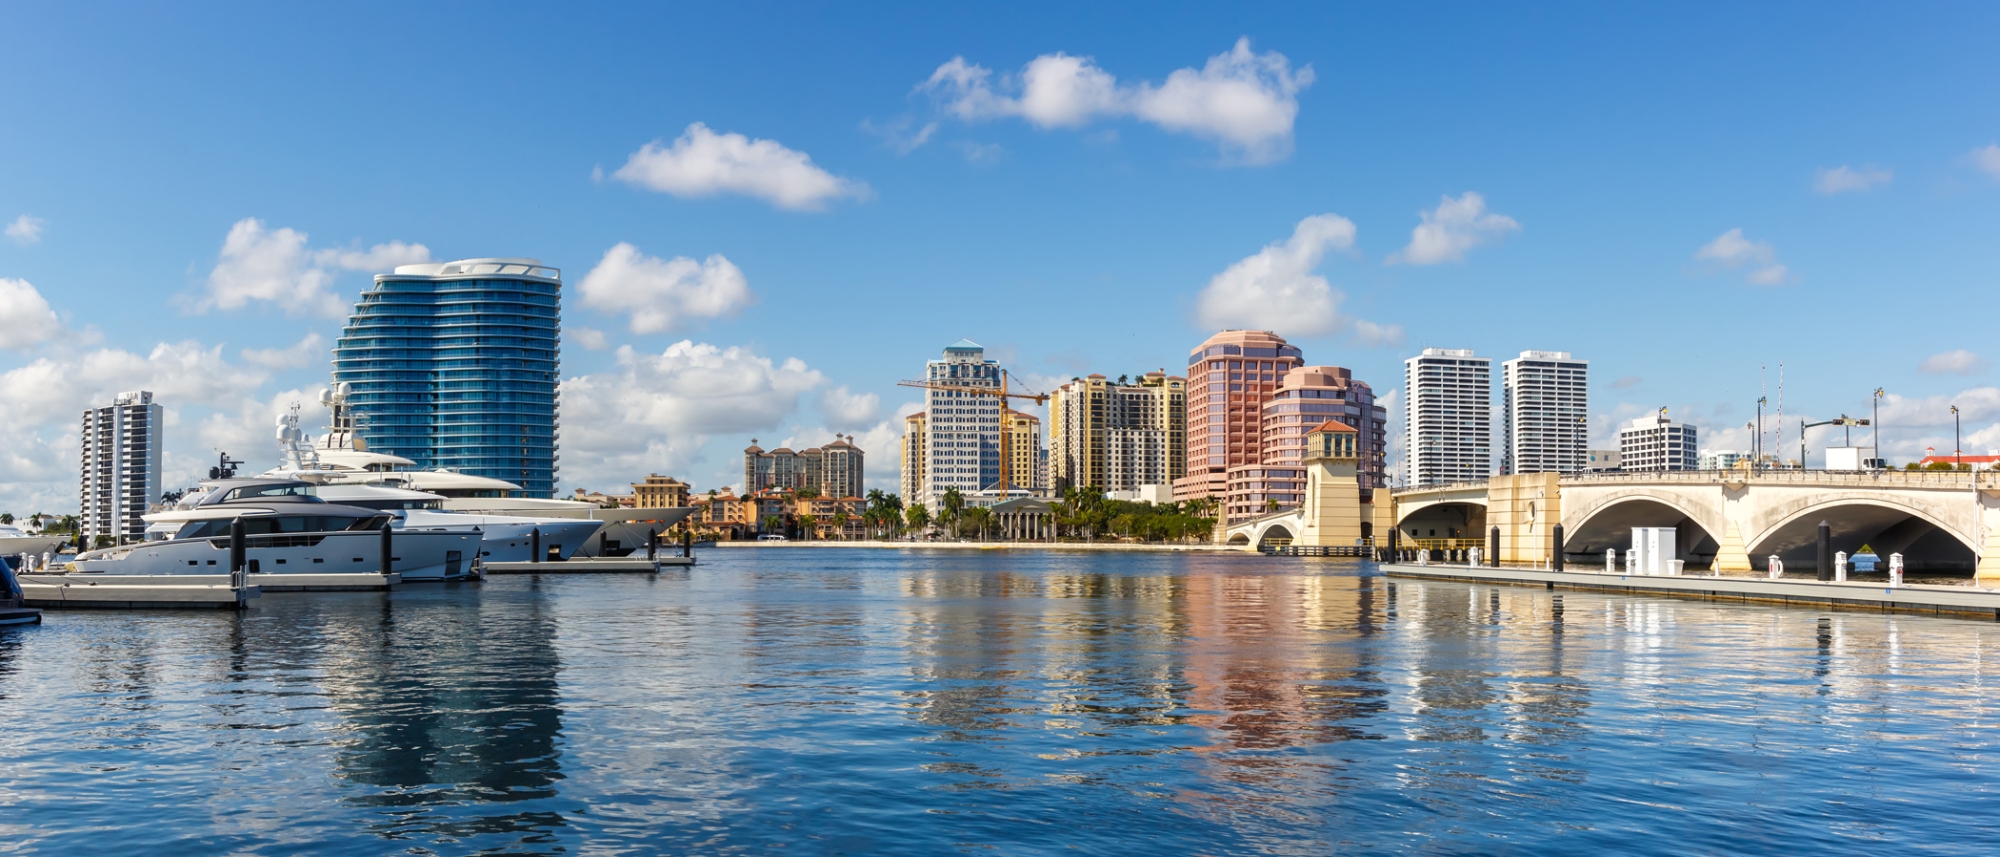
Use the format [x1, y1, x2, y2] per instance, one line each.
[913, 340, 1004, 510]
[1502, 350, 1590, 475]
[1620, 412, 1698, 471]
[1404, 349, 1492, 486]
[79, 390, 163, 545]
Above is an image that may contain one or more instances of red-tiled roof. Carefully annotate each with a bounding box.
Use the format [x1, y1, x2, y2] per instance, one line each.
[1917, 454, 2000, 465]
[1309, 419, 1357, 433]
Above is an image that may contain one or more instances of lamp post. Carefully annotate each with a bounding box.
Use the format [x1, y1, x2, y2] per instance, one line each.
[1755, 396, 1766, 470]
[1873, 388, 1885, 468]
[1952, 405, 1961, 468]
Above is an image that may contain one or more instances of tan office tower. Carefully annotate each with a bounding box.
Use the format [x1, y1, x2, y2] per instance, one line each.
[900, 411, 927, 503]
[1049, 371, 1187, 495]
[1005, 411, 1046, 496]
[1173, 331, 1303, 502]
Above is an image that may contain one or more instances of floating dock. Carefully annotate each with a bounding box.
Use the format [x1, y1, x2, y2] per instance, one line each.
[18, 574, 258, 610]
[1381, 562, 2000, 620]
[483, 556, 693, 574]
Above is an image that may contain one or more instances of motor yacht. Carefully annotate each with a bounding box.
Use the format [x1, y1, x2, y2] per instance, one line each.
[72, 478, 481, 581]
[0, 524, 70, 559]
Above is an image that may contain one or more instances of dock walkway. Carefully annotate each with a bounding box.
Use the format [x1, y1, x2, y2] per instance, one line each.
[1381, 562, 2000, 620]
[484, 556, 693, 574]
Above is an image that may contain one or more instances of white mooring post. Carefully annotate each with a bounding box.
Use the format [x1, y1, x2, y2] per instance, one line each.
[1606, 549, 1616, 573]
[1668, 559, 1684, 576]
[1468, 546, 1480, 568]
[1624, 548, 1638, 575]
[1834, 551, 1848, 583]
[1768, 556, 1784, 579]
[1888, 553, 1904, 588]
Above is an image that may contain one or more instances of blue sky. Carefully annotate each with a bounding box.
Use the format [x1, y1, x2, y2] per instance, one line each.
[3, 1, 1998, 510]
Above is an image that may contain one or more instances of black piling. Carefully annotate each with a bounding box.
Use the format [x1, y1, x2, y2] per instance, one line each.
[1551, 524, 1565, 572]
[531, 528, 541, 564]
[1816, 520, 1833, 581]
[229, 518, 247, 576]
[647, 529, 658, 561]
[1489, 526, 1501, 567]
[380, 522, 394, 576]
[683, 529, 693, 558]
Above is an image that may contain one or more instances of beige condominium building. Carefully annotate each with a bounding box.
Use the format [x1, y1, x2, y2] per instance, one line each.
[631, 474, 691, 508]
[743, 435, 866, 498]
[1048, 371, 1186, 496]
[1006, 410, 1048, 496]
[901, 411, 927, 503]
[1173, 330, 1304, 503]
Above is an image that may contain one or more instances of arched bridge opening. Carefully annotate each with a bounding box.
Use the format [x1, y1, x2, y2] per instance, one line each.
[1563, 498, 1720, 570]
[1749, 501, 1976, 574]
[1257, 524, 1295, 551]
[1397, 502, 1487, 544]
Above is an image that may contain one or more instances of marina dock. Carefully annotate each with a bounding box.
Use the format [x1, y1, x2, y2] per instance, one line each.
[1381, 562, 2000, 620]
[484, 556, 693, 574]
[19, 574, 258, 609]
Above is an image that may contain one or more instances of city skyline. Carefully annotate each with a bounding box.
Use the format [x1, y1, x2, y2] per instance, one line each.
[4, 4, 2000, 511]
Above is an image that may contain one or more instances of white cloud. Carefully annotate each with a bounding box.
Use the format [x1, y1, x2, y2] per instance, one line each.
[1388, 192, 1521, 265]
[770, 418, 906, 497]
[1972, 144, 2000, 179]
[1919, 349, 1991, 376]
[860, 116, 938, 155]
[1694, 227, 1790, 285]
[5, 215, 45, 245]
[1350, 319, 1406, 348]
[577, 242, 755, 335]
[240, 332, 325, 370]
[820, 385, 882, 431]
[921, 38, 1312, 164]
[0, 278, 62, 351]
[612, 122, 869, 211]
[1814, 164, 1892, 194]
[195, 218, 431, 318]
[556, 341, 824, 490]
[570, 326, 610, 351]
[1195, 214, 1353, 337]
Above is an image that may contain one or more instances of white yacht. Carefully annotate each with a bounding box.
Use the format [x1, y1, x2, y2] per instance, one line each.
[0, 524, 69, 559]
[259, 402, 605, 562]
[74, 478, 481, 581]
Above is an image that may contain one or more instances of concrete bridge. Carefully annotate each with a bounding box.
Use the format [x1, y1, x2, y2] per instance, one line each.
[1391, 470, 2000, 579]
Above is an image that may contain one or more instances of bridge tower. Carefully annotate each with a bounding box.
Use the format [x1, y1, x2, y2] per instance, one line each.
[1296, 420, 1377, 548]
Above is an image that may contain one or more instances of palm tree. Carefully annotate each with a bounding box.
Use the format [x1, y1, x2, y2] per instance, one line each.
[762, 514, 783, 536]
[964, 506, 993, 541]
[830, 508, 849, 541]
[798, 513, 818, 540]
[941, 487, 965, 538]
[905, 504, 931, 538]
[1265, 498, 1280, 514]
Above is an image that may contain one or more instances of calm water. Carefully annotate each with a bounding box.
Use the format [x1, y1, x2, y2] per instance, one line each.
[2, 549, 1998, 855]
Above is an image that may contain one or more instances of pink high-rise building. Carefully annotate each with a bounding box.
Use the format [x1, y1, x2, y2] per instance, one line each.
[1173, 330, 1303, 504]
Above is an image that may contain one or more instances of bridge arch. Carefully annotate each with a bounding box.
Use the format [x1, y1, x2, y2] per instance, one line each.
[1562, 492, 1724, 568]
[1253, 521, 1296, 550]
[1746, 496, 1978, 572]
[1395, 501, 1486, 542]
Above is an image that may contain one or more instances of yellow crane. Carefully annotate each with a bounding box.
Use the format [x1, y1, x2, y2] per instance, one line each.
[896, 370, 1047, 498]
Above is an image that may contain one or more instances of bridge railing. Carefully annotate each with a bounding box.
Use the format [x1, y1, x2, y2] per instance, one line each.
[1563, 469, 1998, 489]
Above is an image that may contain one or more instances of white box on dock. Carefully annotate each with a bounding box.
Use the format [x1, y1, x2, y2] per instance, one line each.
[1631, 527, 1675, 575]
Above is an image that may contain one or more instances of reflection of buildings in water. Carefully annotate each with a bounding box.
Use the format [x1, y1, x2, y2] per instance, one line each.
[898, 567, 1033, 739]
[321, 590, 567, 845]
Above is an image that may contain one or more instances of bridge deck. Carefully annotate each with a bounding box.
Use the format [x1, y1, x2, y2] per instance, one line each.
[1382, 562, 2000, 620]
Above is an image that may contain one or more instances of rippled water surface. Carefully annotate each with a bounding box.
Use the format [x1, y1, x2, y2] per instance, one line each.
[3, 548, 1998, 855]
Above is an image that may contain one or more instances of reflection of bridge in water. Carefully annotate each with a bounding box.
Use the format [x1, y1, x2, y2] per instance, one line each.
[1393, 470, 2000, 580]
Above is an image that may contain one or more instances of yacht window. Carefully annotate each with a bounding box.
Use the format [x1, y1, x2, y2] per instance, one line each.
[221, 484, 315, 502]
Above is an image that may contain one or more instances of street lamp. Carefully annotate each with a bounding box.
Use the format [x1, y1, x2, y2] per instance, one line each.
[1873, 387, 1885, 468]
[1952, 405, 1961, 468]
[1755, 396, 1767, 470]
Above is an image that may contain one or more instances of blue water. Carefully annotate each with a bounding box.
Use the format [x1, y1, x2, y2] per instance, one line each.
[2, 549, 1997, 855]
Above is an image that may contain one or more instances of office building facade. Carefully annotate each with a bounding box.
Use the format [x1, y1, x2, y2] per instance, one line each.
[1048, 371, 1186, 495]
[1698, 449, 1748, 471]
[79, 390, 162, 545]
[1617, 413, 1698, 471]
[1404, 348, 1493, 486]
[1174, 330, 1304, 502]
[1501, 350, 1589, 475]
[332, 258, 561, 497]
[910, 340, 1005, 509]
[1260, 366, 1388, 489]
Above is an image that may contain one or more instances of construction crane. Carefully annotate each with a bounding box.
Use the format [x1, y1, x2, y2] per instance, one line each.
[897, 370, 1047, 499]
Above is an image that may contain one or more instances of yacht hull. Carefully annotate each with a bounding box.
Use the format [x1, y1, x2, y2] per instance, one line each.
[69, 529, 482, 582]
[404, 514, 602, 563]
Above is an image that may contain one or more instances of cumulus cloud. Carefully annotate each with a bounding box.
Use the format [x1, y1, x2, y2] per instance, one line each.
[820, 385, 882, 431]
[1351, 319, 1406, 348]
[612, 122, 869, 211]
[577, 242, 755, 335]
[1694, 228, 1789, 285]
[1972, 144, 2000, 179]
[1814, 164, 1892, 194]
[1919, 349, 1991, 376]
[1195, 214, 1353, 336]
[1388, 192, 1521, 265]
[194, 218, 431, 318]
[556, 341, 824, 489]
[570, 326, 610, 351]
[240, 332, 325, 370]
[1610, 375, 1643, 390]
[920, 38, 1311, 164]
[5, 215, 45, 245]
[0, 278, 62, 351]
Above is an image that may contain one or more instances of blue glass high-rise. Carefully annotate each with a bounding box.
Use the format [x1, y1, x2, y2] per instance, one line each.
[332, 258, 561, 497]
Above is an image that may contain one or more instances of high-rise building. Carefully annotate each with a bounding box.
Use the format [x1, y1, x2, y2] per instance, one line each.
[1174, 330, 1303, 502]
[1698, 449, 1747, 471]
[901, 411, 927, 503]
[1259, 366, 1388, 489]
[1619, 412, 1698, 472]
[332, 258, 561, 497]
[79, 390, 162, 545]
[1048, 371, 1186, 495]
[912, 340, 1005, 509]
[742, 436, 865, 497]
[1404, 348, 1493, 486]
[1501, 350, 1590, 475]
[1005, 411, 1047, 497]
